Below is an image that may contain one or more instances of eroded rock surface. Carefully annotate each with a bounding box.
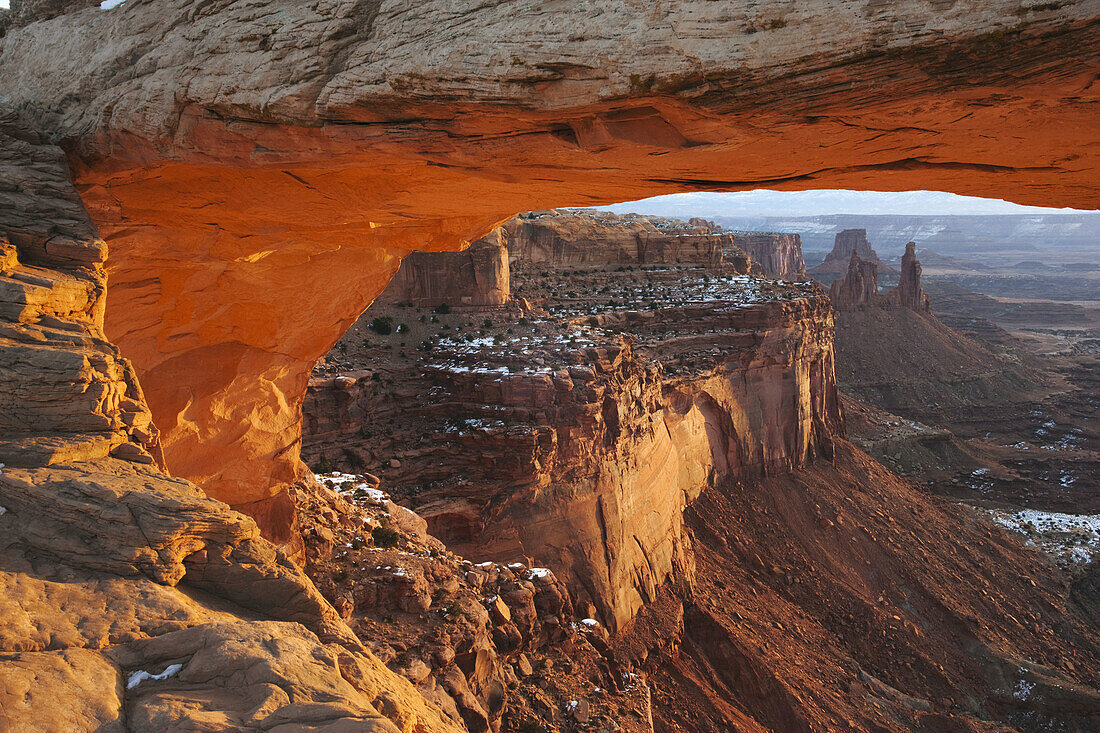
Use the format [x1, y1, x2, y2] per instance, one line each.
[0, 112, 160, 469]
[305, 213, 839, 629]
[378, 235, 510, 309]
[812, 228, 895, 283]
[0, 119, 461, 733]
[731, 232, 808, 279]
[498, 210, 735, 268]
[830, 251, 882, 310]
[2, 0, 1095, 518]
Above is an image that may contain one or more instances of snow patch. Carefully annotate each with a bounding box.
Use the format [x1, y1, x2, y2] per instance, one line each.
[984, 508, 1100, 568]
[127, 663, 182, 690]
[100, 0, 127, 8]
[1013, 674, 1036, 701]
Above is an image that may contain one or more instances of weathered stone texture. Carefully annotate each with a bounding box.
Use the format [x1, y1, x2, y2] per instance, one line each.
[378, 235, 510, 308]
[1, 0, 1095, 515]
[730, 232, 808, 279]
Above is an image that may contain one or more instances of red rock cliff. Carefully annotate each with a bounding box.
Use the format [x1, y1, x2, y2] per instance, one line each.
[1, 0, 1096, 535]
[731, 232, 808, 279]
[376, 234, 510, 308]
[304, 277, 840, 630]
[499, 211, 733, 268]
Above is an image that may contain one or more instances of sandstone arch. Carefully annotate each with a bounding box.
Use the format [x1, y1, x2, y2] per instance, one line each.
[1, 0, 1096, 538]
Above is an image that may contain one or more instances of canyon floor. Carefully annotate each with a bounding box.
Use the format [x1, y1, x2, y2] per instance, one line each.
[839, 278, 1100, 516]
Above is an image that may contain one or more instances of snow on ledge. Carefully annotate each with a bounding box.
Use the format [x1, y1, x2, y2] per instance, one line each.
[127, 663, 183, 690]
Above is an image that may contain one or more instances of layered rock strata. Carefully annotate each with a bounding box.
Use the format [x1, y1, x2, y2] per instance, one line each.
[304, 267, 840, 630]
[499, 210, 733, 268]
[377, 235, 510, 309]
[0, 113, 160, 469]
[2, 1, 1096, 521]
[0, 114, 463, 733]
[730, 232, 808, 279]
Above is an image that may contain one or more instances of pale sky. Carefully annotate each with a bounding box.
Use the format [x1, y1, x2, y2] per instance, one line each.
[604, 190, 1094, 219]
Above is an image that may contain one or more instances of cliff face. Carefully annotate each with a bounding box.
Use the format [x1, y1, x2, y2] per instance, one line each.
[500, 211, 733, 268]
[2, 3, 1100, 729]
[304, 268, 840, 630]
[731, 233, 808, 279]
[2, 0, 1095, 523]
[376, 235, 510, 308]
[638, 443, 1100, 732]
[0, 114, 160, 470]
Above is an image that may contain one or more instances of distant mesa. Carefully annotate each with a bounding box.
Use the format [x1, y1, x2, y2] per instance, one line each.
[381, 210, 811, 295]
[501, 209, 733, 269]
[810, 228, 895, 282]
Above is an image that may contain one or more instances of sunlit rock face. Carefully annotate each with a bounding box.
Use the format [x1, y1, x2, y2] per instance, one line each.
[1, 0, 1096, 531]
[0, 114, 461, 733]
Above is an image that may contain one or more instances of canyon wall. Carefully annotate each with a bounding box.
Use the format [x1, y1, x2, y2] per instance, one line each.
[0, 0, 1097, 534]
[376, 234, 510, 308]
[304, 290, 840, 630]
[730, 233, 808, 279]
[499, 211, 730, 267]
[0, 114, 461, 733]
[0, 112, 160, 470]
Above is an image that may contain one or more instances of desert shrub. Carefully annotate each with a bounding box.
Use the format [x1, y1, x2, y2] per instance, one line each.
[372, 525, 401, 548]
[368, 316, 394, 335]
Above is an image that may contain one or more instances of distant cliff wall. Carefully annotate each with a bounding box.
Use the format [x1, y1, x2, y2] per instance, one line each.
[731, 233, 807, 279]
[376, 235, 510, 308]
